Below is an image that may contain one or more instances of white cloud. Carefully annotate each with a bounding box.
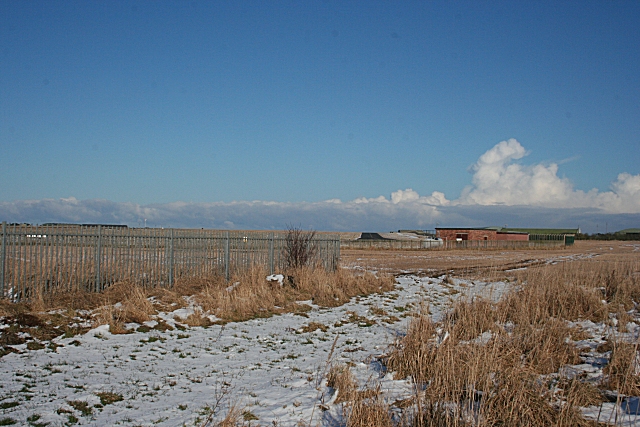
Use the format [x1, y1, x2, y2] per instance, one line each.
[0, 139, 637, 233]
[609, 173, 640, 211]
[391, 189, 420, 204]
[0, 197, 441, 231]
[457, 139, 640, 214]
[423, 191, 450, 206]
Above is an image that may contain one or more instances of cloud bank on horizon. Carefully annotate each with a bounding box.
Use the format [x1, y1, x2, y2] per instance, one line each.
[2, 140, 639, 233]
[386, 139, 640, 214]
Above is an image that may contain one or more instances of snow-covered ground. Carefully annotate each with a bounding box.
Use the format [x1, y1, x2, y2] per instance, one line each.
[0, 275, 509, 426]
[1, 258, 638, 426]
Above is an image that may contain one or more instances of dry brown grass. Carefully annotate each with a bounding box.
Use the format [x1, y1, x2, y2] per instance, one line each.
[384, 313, 589, 426]
[1, 263, 395, 354]
[212, 404, 244, 427]
[149, 286, 189, 312]
[93, 282, 158, 332]
[370, 254, 639, 426]
[603, 339, 640, 396]
[325, 364, 393, 427]
[503, 263, 610, 324]
[446, 296, 498, 341]
[327, 364, 358, 404]
[182, 308, 213, 327]
[195, 266, 395, 324]
[346, 393, 393, 427]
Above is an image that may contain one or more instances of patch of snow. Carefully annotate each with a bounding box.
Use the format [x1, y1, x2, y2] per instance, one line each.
[267, 274, 285, 286]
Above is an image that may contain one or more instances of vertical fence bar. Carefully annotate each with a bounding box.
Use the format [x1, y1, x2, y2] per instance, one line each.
[24, 229, 32, 298]
[35, 227, 42, 294]
[269, 233, 274, 275]
[67, 229, 72, 292]
[169, 228, 174, 287]
[95, 225, 102, 292]
[224, 231, 230, 281]
[0, 222, 5, 297]
[17, 227, 27, 301]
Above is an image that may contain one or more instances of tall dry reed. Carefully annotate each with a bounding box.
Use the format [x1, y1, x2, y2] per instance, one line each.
[368, 260, 639, 426]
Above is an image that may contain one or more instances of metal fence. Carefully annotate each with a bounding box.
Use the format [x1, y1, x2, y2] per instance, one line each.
[341, 239, 444, 250]
[0, 223, 340, 301]
[438, 239, 566, 250]
[342, 238, 566, 250]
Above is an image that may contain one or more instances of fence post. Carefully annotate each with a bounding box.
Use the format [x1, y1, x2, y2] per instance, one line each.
[95, 225, 102, 292]
[224, 231, 230, 281]
[1, 221, 5, 297]
[269, 233, 274, 275]
[169, 228, 174, 287]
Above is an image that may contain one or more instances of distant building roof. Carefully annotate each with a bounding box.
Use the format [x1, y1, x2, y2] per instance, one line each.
[435, 227, 494, 231]
[617, 228, 640, 234]
[436, 226, 579, 235]
[497, 227, 579, 235]
[41, 223, 128, 228]
[358, 232, 389, 240]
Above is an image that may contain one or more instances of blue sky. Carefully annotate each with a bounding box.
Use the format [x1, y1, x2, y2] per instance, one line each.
[1, 1, 639, 232]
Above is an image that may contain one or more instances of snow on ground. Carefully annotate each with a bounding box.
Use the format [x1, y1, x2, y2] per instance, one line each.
[1, 264, 638, 426]
[0, 275, 509, 426]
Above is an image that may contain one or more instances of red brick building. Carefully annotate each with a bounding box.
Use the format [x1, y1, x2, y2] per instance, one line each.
[436, 228, 528, 241]
[496, 231, 528, 241]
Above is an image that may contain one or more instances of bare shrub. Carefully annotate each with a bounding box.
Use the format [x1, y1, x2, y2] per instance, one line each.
[282, 225, 318, 270]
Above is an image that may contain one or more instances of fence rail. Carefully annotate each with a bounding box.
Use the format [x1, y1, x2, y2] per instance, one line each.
[0, 223, 340, 301]
[341, 239, 444, 250]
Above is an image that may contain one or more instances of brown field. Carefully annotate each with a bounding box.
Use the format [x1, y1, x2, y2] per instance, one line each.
[341, 240, 640, 278]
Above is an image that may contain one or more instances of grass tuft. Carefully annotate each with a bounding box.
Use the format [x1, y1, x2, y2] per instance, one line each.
[367, 259, 639, 426]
